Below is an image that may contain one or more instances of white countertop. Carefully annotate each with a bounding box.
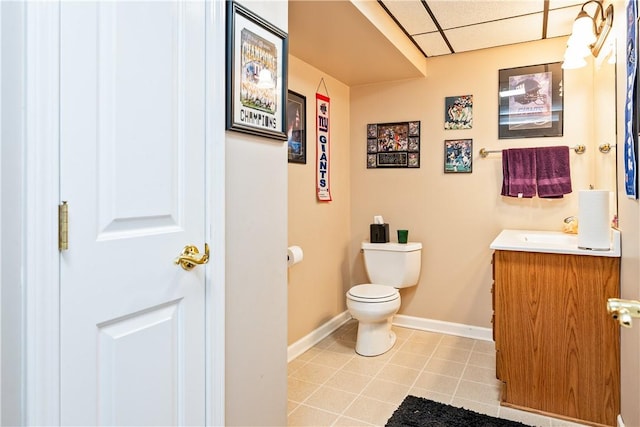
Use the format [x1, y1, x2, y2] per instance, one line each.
[490, 229, 621, 257]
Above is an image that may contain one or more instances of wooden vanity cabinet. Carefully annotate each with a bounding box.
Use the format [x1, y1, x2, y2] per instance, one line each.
[492, 250, 620, 427]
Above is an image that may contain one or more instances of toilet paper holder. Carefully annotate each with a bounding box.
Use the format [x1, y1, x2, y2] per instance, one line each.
[287, 245, 304, 266]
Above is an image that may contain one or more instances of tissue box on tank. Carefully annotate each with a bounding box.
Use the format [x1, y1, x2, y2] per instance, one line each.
[370, 224, 389, 243]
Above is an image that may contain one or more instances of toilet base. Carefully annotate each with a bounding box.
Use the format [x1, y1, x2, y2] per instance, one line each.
[355, 317, 397, 357]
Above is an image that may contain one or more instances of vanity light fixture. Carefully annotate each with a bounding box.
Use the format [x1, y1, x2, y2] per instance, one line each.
[562, 0, 614, 69]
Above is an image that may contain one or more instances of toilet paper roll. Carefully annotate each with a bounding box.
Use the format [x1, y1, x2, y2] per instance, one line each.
[287, 245, 304, 266]
[578, 190, 611, 250]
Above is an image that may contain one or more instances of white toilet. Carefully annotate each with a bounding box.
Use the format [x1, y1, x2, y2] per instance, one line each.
[346, 241, 422, 356]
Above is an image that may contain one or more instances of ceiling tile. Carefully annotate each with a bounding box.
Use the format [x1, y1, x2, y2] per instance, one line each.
[382, 1, 437, 35]
[413, 31, 455, 56]
[444, 14, 544, 53]
[546, 4, 582, 38]
[427, 0, 544, 30]
[549, 0, 585, 9]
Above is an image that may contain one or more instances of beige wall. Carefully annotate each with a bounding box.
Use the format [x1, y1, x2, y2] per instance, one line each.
[287, 56, 351, 344]
[225, 1, 288, 425]
[350, 37, 597, 327]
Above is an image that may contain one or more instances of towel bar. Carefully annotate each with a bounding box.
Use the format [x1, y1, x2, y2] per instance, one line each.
[479, 145, 586, 158]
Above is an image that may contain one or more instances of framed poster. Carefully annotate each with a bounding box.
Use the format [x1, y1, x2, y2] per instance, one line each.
[287, 90, 306, 164]
[444, 139, 473, 173]
[226, 1, 288, 140]
[366, 121, 420, 168]
[498, 62, 563, 139]
[444, 95, 473, 129]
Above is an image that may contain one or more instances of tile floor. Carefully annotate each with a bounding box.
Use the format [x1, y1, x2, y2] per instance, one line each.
[288, 320, 588, 427]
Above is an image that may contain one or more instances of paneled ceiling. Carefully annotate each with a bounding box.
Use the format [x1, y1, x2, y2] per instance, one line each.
[289, 0, 588, 86]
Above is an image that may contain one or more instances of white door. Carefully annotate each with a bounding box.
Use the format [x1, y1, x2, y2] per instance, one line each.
[59, 1, 206, 425]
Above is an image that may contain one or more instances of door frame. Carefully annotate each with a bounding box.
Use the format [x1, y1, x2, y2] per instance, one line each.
[17, 1, 226, 424]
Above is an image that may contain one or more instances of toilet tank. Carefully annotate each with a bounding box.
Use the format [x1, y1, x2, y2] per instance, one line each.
[361, 242, 422, 288]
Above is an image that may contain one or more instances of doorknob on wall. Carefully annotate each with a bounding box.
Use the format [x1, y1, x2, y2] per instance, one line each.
[607, 298, 640, 327]
[175, 243, 210, 271]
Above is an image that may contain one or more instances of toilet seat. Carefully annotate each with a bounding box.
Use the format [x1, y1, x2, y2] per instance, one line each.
[347, 284, 399, 303]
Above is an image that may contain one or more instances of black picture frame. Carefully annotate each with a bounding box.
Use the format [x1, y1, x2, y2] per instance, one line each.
[498, 62, 563, 139]
[366, 121, 420, 168]
[287, 90, 306, 164]
[226, 1, 288, 141]
[444, 139, 473, 173]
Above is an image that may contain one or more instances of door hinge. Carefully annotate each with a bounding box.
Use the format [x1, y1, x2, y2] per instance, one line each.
[58, 201, 69, 251]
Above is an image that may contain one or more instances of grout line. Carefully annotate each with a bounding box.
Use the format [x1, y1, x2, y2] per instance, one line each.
[449, 339, 475, 405]
[289, 324, 577, 427]
[404, 330, 442, 394]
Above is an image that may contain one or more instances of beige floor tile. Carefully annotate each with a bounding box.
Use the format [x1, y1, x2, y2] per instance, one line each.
[361, 378, 411, 405]
[440, 334, 476, 350]
[432, 345, 471, 363]
[392, 336, 408, 351]
[375, 363, 420, 386]
[343, 395, 398, 426]
[324, 369, 373, 394]
[315, 335, 341, 350]
[462, 364, 502, 385]
[549, 416, 590, 426]
[499, 406, 554, 427]
[341, 356, 385, 377]
[468, 349, 496, 369]
[407, 386, 452, 405]
[360, 346, 398, 362]
[288, 377, 321, 403]
[397, 339, 439, 355]
[413, 371, 459, 395]
[473, 339, 496, 354]
[332, 415, 375, 426]
[291, 362, 338, 385]
[391, 326, 414, 339]
[327, 339, 358, 355]
[406, 329, 444, 345]
[388, 350, 430, 370]
[304, 385, 358, 414]
[288, 358, 307, 376]
[295, 347, 323, 362]
[309, 349, 354, 369]
[287, 404, 339, 427]
[332, 326, 356, 342]
[287, 400, 300, 415]
[454, 379, 501, 405]
[287, 325, 586, 427]
[424, 357, 466, 377]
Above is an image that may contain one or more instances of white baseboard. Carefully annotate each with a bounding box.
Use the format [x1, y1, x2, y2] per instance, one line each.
[393, 314, 493, 342]
[287, 311, 352, 362]
[617, 414, 625, 427]
[287, 311, 494, 362]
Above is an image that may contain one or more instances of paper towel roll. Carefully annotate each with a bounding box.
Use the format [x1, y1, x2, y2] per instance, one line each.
[578, 190, 611, 250]
[287, 245, 304, 266]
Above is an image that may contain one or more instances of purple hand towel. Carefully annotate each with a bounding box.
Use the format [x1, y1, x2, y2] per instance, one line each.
[501, 148, 537, 198]
[535, 146, 572, 198]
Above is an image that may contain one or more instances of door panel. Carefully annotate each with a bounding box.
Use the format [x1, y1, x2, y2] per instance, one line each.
[59, 2, 206, 425]
[95, 1, 183, 238]
[97, 301, 182, 426]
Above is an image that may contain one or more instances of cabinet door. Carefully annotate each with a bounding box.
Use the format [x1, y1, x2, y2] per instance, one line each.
[494, 250, 619, 426]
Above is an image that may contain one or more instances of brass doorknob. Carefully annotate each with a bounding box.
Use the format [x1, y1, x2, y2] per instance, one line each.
[175, 243, 209, 271]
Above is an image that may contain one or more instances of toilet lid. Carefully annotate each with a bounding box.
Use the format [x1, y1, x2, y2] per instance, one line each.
[347, 284, 399, 303]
